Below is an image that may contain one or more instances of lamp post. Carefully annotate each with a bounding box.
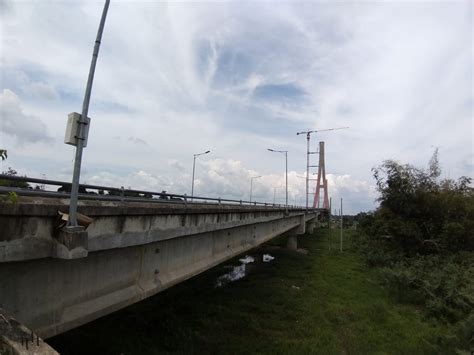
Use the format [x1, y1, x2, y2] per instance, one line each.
[272, 185, 282, 205]
[249, 175, 261, 203]
[267, 148, 288, 208]
[191, 150, 210, 199]
[68, 0, 110, 228]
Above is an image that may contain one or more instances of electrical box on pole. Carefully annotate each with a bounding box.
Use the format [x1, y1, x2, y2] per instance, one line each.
[65, 112, 90, 147]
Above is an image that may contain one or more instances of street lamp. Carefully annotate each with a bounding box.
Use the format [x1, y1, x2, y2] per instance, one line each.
[249, 175, 262, 203]
[191, 150, 210, 199]
[267, 148, 288, 208]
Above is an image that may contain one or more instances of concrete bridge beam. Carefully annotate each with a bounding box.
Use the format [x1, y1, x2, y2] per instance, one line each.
[0, 198, 323, 338]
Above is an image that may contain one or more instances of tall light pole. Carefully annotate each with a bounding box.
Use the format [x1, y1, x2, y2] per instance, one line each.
[340, 197, 343, 252]
[68, 0, 110, 228]
[296, 127, 348, 210]
[249, 175, 261, 203]
[191, 150, 210, 199]
[267, 149, 288, 208]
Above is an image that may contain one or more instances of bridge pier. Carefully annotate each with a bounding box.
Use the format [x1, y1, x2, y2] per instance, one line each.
[286, 214, 306, 250]
[306, 218, 318, 235]
[286, 234, 298, 250]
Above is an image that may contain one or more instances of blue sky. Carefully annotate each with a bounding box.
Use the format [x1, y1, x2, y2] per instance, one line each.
[0, 0, 472, 213]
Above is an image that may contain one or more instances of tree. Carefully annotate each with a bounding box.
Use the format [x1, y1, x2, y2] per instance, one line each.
[428, 147, 441, 179]
[0, 167, 30, 188]
[370, 150, 473, 254]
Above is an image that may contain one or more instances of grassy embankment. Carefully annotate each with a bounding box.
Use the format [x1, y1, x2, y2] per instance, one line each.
[49, 229, 449, 354]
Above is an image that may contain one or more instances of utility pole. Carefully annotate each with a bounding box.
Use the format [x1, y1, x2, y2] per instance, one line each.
[67, 0, 110, 227]
[329, 196, 332, 229]
[340, 198, 343, 252]
[297, 127, 348, 210]
[328, 196, 332, 250]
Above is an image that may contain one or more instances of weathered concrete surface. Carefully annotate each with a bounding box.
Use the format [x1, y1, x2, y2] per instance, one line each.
[0, 307, 58, 355]
[0, 197, 319, 339]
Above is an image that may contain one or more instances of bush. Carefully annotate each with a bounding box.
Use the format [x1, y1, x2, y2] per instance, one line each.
[0, 167, 30, 188]
[357, 151, 473, 351]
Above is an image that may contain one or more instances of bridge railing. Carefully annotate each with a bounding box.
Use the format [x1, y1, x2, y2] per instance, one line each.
[0, 174, 311, 210]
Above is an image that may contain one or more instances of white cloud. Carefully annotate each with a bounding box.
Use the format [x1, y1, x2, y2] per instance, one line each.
[0, 89, 52, 143]
[128, 136, 148, 146]
[21, 82, 59, 101]
[0, 1, 471, 213]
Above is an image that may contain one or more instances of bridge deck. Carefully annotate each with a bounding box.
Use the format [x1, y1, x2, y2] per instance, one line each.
[0, 197, 322, 338]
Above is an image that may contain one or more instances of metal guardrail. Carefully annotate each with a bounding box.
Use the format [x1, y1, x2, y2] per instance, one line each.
[0, 174, 312, 210]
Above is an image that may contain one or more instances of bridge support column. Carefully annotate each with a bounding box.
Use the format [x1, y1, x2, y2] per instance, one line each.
[287, 233, 298, 250]
[287, 214, 306, 250]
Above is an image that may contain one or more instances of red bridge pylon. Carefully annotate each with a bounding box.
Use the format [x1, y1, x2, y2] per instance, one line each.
[313, 141, 329, 209]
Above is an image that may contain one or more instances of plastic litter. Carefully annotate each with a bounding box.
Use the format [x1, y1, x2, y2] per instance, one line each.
[263, 254, 275, 262]
[215, 264, 246, 287]
[239, 255, 255, 264]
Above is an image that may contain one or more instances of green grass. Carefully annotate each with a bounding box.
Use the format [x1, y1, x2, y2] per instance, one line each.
[48, 229, 450, 354]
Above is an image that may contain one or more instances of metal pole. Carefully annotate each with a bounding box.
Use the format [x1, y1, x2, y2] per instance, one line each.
[329, 196, 332, 229]
[340, 197, 343, 252]
[249, 178, 253, 202]
[285, 151, 288, 207]
[68, 0, 110, 227]
[249, 175, 261, 203]
[191, 155, 196, 199]
[190, 150, 209, 201]
[306, 133, 310, 210]
[329, 196, 332, 250]
[273, 187, 276, 204]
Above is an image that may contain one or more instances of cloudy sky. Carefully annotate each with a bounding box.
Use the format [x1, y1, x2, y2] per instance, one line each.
[0, 0, 472, 213]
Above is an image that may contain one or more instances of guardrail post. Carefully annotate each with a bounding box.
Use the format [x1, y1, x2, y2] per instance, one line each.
[184, 194, 188, 207]
[218, 197, 221, 206]
[120, 186, 124, 202]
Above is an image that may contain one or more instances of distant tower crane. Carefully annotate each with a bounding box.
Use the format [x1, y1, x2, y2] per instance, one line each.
[296, 127, 348, 209]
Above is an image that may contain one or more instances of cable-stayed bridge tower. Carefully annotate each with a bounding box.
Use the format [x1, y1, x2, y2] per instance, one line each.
[313, 141, 329, 209]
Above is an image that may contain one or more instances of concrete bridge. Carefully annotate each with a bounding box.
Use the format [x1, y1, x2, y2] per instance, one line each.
[0, 195, 321, 340]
